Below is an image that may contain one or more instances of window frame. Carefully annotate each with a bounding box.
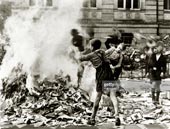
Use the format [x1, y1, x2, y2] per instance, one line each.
[90, 0, 97, 8]
[164, 0, 170, 10]
[118, 0, 126, 10]
[131, 0, 141, 10]
[29, 0, 53, 7]
[82, 0, 97, 9]
[118, 0, 141, 10]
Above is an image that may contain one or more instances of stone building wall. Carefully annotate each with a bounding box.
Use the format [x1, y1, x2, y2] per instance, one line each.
[1, 0, 170, 39]
[81, 0, 170, 41]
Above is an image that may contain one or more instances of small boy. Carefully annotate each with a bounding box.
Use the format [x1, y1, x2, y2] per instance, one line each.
[147, 42, 167, 105]
[79, 39, 120, 126]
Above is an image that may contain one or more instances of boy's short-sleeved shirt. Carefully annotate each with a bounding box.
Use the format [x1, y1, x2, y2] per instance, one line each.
[80, 49, 108, 68]
[105, 47, 120, 63]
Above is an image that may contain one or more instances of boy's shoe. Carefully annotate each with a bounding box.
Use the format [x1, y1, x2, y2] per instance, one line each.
[155, 102, 162, 108]
[115, 117, 121, 126]
[87, 119, 95, 126]
[153, 101, 161, 108]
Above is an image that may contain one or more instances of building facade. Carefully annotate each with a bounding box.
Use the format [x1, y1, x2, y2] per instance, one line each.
[1, 0, 170, 39]
[81, 0, 170, 39]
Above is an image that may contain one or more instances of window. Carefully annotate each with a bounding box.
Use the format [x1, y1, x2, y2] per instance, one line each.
[118, 0, 124, 8]
[46, 0, 52, 6]
[118, 0, 140, 9]
[90, 0, 96, 7]
[29, 0, 35, 6]
[133, 0, 140, 9]
[164, 0, 170, 10]
[83, 0, 97, 8]
[83, 0, 89, 7]
[126, 0, 131, 9]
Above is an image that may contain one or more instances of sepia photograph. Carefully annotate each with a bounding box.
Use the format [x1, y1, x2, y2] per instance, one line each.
[1, 0, 170, 129]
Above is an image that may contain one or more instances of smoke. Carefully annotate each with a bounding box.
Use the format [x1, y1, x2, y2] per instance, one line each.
[81, 64, 96, 101]
[0, 0, 83, 89]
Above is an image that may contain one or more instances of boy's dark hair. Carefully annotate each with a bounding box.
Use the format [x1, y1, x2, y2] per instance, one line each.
[87, 28, 94, 38]
[71, 29, 79, 35]
[91, 39, 101, 51]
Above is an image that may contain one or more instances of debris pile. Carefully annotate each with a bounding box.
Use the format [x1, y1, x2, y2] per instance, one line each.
[118, 93, 170, 125]
[1, 72, 170, 128]
[0, 73, 93, 128]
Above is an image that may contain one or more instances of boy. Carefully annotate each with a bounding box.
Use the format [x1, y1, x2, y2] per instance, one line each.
[147, 42, 167, 105]
[70, 29, 85, 88]
[79, 39, 120, 126]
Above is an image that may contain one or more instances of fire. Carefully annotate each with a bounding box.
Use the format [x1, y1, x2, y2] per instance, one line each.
[0, 0, 84, 94]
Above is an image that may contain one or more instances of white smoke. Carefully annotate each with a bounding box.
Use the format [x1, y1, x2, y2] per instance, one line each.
[0, 0, 83, 90]
[81, 64, 96, 101]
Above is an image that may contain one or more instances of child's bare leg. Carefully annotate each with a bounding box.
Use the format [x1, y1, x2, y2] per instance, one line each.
[91, 91, 102, 120]
[110, 89, 121, 126]
[110, 99, 115, 116]
[77, 64, 84, 88]
[110, 89, 119, 117]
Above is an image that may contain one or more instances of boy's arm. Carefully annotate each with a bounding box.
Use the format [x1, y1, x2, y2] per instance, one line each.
[111, 53, 123, 69]
[79, 52, 93, 61]
[105, 47, 116, 59]
[81, 48, 91, 55]
[162, 55, 167, 76]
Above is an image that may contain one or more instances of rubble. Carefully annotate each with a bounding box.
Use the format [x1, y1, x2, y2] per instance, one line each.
[0, 73, 94, 128]
[1, 72, 170, 128]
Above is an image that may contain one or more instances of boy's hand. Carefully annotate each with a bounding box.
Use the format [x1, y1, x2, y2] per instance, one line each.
[110, 65, 117, 69]
[110, 66, 116, 73]
[111, 65, 120, 70]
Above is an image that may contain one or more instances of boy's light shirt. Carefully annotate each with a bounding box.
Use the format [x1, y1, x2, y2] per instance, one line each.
[105, 46, 120, 60]
[156, 53, 161, 61]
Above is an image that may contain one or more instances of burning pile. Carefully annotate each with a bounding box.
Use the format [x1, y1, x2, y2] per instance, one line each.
[0, 71, 93, 128]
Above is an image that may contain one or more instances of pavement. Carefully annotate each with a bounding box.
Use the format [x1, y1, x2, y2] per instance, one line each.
[1, 124, 170, 129]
